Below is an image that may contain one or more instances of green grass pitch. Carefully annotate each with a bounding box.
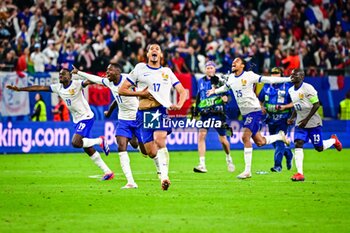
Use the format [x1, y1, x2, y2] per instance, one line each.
[0, 149, 349, 233]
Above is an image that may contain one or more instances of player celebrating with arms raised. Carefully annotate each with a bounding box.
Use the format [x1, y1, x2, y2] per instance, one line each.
[207, 57, 291, 179]
[119, 44, 187, 190]
[287, 69, 342, 182]
[7, 69, 114, 180]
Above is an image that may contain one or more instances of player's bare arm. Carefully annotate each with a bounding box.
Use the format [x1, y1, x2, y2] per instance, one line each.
[82, 80, 93, 87]
[71, 65, 79, 75]
[72, 65, 105, 86]
[207, 84, 229, 97]
[278, 102, 294, 111]
[104, 100, 118, 118]
[170, 83, 187, 110]
[6, 85, 51, 92]
[287, 110, 297, 125]
[119, 80, 151, 98]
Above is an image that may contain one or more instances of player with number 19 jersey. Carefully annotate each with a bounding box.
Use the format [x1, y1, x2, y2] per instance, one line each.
[50, 80, 94, 123]
[288, 82, 322, 128]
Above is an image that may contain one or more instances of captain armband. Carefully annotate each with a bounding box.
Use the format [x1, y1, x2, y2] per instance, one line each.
[309, 96, 319, 104]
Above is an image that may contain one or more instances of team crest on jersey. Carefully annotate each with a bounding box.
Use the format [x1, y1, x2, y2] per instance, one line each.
[68, 89, 75, 95]
[162, 72, 169, 80]
[241, 79, 247, 86]
[299, 93, 304, 99]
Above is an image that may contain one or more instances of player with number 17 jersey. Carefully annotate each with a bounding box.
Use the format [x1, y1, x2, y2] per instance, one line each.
[127, 63, 180, 111]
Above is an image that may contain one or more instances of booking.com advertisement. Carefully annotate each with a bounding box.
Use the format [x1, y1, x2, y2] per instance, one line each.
[0, 120, 349, 154]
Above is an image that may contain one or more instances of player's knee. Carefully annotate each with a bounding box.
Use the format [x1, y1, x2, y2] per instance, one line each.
[294, 140, 304, 148]
[242, 135, 250, 144]
[71, 140, 82, 148]
[218, 136, 228, 144]
[117, 143, 127, 152]
[154, 138, 166, 148]
[198, 135, 206, 144]
[315, 146, 323, 152]
[255, 141, 264, 147]
[147, 149, 157, 158]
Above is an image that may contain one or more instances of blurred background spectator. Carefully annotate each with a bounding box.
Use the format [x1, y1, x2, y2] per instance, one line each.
[0, 0, 348, 77]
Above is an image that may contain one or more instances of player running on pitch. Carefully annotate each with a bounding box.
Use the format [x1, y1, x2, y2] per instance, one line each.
[119, 43, 187, 190]
[207, 57, 291, 179]
[7, 68, 114, 180]
[287, 69, 342, 182]
[72, 63, 148, 189]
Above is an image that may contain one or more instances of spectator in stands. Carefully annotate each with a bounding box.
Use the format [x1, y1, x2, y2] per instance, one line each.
[42, 39, 59, 71]
[30, 43, 47, 72]
[52, 96, 70, 122]
[172, 51, 188, 73]
[0, 0, 348, 79]
[184, 46, 200, 74]
[0, 49, 17, 71]
[16, 47, 30, 72]
[58, 43, 78, 70]
[32, 93, 47, 122]
[282, 48, 300, 75]
[338, 90, 350, 120]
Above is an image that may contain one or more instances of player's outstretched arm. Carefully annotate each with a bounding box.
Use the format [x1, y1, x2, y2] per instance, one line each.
[207, 84, 230, 96]
[118, 80, 150, 98]
[170, 83, 187, 110]
[104, 100, 118, 118]
[260, 76, 291, 84]
[6, 85, 51, 92]
[72, 65, 104, 85]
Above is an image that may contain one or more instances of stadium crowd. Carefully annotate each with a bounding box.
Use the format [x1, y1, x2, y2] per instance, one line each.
[0, 0, 349, 76]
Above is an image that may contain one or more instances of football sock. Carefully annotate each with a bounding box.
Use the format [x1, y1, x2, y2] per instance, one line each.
[83, 138, 102, 148]
[90, 151, 111, 174]
[199, 157, 206, 167]
[264, 133, 282, 145]
[244, 148, 253, 173]
[294, 148, 304, 174]
[157, 147, 170, 180]
[323, 138, 336, 150]
[119, 151, 135, 184]
[153, 155, 160, 173]
[226, 153, 233, 163]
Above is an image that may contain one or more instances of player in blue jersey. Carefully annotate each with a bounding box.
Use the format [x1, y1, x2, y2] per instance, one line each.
[287, 69, 342, 181]
[118, 43, 187, 190]
[258, 67, 294, 172]
[193, 61, 235, 173]
[207, 57, 291, 179]
[7, 68, 114, 181]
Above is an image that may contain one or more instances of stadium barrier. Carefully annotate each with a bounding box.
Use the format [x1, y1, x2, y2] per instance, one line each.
[0, 120, 349, 154]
